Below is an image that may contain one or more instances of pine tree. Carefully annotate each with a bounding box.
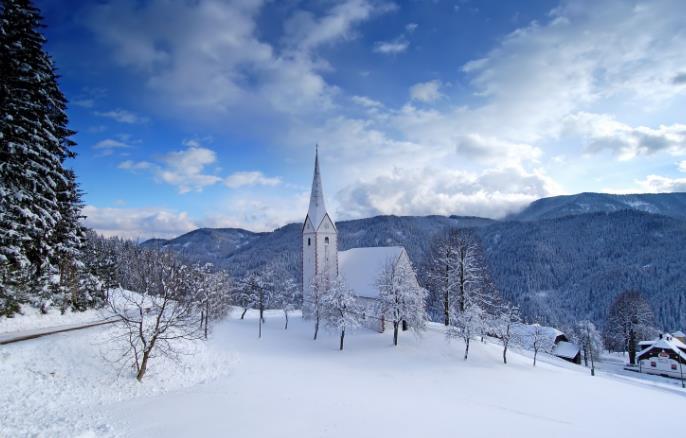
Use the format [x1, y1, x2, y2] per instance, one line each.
[0, 0, 81, 315]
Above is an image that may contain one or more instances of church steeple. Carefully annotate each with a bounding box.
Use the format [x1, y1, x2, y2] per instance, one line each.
[306, 144, 331, 230]
[302, 145, 338, 315]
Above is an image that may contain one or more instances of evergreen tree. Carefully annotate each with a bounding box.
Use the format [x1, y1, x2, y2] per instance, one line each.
[0, 0, 82, 315]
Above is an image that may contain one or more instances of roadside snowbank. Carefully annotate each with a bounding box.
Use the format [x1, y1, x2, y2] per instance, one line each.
[0, 324, 235, 437]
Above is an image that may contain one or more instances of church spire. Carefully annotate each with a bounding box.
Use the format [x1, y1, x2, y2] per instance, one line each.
[307, 144, 329, 229]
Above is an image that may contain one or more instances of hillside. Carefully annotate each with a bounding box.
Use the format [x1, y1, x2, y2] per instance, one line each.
[507, 192, 686, 221]
[142, 193, 686, 330]
[480, 211, 686, 329]
[3, 311, 683, 437]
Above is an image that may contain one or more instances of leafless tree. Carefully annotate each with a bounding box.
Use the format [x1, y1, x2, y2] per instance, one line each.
[606, 290, 655, 365]
[529, 324, 553, 367]
[106, 251, 203, 382]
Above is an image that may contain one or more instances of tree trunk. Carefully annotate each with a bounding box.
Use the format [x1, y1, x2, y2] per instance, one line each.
[628, 329, 637, 365]
[313, 317, 319, 340]
[503, 345, 508, 364]
[464, 338, 470, 360]
[393, 322, 399, 346]
[136, 349, 151, 382]
[241, 308, 248, 319]
[284, 311, 289, 330]
[583, 345, 588, 367]
[259, 312, 262, 339]
[533, 349, 537, 367]
[340, 328, 345, 351]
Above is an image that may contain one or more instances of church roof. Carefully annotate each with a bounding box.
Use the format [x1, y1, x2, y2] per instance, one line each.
[338, 246, 406, 299]
[306, 146, 332, 230]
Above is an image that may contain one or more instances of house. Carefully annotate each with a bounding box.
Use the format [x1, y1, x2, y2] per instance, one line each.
[636, 333, 686, 378]
[513, 323, 582, 364]
[672, 330, 686, 344]
[301, 147, 422, 332]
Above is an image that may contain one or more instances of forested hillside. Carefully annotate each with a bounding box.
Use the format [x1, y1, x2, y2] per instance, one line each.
[145, 203, 686, 330]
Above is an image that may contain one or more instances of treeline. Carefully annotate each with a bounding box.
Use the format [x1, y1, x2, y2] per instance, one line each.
[0, 0, 91, 316]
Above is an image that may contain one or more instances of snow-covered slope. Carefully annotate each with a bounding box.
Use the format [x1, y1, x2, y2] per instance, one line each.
[2, 311, 683, 437]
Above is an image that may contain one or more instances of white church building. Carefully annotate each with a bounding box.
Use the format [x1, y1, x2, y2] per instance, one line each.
[301, 148, 420, 332]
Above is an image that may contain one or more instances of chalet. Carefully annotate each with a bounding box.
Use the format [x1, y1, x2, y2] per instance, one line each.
[637, 333, 686, 378]
[513, 324, 582, 364]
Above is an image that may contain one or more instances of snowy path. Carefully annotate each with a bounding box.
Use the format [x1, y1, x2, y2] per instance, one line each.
[0, 315, 120, 345]
[2, 311, 685, 437]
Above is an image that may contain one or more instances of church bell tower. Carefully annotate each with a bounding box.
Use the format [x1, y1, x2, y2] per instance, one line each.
[302, 146, 338, 316]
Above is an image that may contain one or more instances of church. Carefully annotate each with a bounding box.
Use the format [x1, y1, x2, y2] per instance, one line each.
[301, 147, 421, 332]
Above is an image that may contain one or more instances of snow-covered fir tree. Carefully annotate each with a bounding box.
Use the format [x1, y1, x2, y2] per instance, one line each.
[321, 275, 361, 350]
[0, 0, 83, 316]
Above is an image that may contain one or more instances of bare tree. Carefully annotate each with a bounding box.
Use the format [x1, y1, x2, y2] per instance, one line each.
[106, 251, 202, 382]
[606, 290, 655, 365]
[491, 303, 521, 365]
[308, 272, 330, 340]
[529, 323, 554, 367]
[191, 264, 232, 339]
[571, 320, 603, 375]
[426, 229, 483, 325]
[377, 256, 427, 346]
[321, 276, 361, 350]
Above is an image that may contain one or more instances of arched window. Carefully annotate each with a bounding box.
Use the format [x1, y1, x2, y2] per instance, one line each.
[307, 238, 311, 246]
[325, 237, 329, 244]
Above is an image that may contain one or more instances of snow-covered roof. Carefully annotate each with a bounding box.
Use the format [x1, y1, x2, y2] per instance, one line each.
[306, 146, 332, 230]
[673, 330, 686, 338]
[638, 338, 686, 362]
[641, 334, 686, 350]
[338, 247, 406, 299]
[552, 341, 580, 359]
[512, 323, 565, 348]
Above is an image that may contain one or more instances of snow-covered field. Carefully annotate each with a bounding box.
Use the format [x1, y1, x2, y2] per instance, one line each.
[2, 310, 684, 437]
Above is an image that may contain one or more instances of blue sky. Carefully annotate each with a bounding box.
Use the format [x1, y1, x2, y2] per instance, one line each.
[37, 0, 686, 238]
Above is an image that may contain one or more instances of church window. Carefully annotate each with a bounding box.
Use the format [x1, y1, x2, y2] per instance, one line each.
[307, 238, 311, 246]
[325, 237, 329, 244]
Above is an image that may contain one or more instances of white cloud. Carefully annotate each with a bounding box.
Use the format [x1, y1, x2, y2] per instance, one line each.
[405, 23, 418, 33]
[119, 144, 222, 193]
[158, 146, 222, 193]
[225, 171, 282, 189]
[93, 138, 132, 156]
[373, 36, 409, 54]
[118, 160, 153, 171]
[337, 166, 560, 220]
[351, 95, 383, 108]
[84, 0, 392, 121]
[409, 80, 442, 102]
[679, 161, 686, 172]
[636, 175, 686, 193]
[565, 112, 686, 160]
[81, 205, 197, 239]
[95, 108, 147, 124]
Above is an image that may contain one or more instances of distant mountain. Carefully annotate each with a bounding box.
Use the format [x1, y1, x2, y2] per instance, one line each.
[479, 210, 686, 330]
[142, 228, 266, 267]
[507, 192, 686, 221]
[142, 193, 686, 330]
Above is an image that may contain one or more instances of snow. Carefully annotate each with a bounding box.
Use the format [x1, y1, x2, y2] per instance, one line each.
[0, 304, 103, 335]
[338, 246, 405, 298]
[553, 341, 580, 360]
[2, 310, 685, 437]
